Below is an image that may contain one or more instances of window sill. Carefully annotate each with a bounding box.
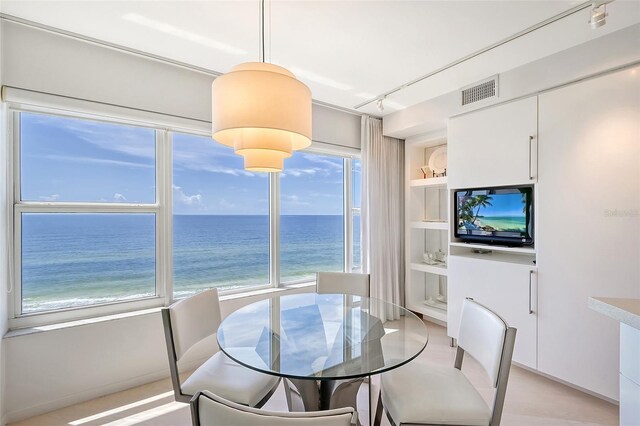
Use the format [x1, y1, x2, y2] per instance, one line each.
[4, 282, 317, 339]
[4, 307, 163, 338]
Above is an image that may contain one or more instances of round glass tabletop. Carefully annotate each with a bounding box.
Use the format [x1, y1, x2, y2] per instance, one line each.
[217, 293, 429, 381]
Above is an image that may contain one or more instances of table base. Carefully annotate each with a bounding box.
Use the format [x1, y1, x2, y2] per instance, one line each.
[284, 377, 365, 418]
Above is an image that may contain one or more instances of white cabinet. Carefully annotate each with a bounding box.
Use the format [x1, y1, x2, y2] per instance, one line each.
[621, 323, 640, 425]
[447, 253, 538, 369]
[537, 68, 640, 401]
[448, 96, 537, 189]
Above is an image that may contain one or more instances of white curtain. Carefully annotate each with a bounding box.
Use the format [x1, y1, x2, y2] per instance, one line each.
[361, 115, 404, 321]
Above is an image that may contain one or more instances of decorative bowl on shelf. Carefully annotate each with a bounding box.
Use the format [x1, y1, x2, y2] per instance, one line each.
[428, 146, 447, 177]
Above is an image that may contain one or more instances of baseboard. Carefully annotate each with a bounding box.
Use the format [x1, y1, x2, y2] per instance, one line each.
[4, 357, 208, 423]
[513, 362, 619, 406]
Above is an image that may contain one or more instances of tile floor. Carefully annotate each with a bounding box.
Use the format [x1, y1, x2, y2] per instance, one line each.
[9, 322, 618, 426]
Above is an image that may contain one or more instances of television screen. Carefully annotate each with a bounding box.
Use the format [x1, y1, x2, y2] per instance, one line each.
[455, 186, 533, 246]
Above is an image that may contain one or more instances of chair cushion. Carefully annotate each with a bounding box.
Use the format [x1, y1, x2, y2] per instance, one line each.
[182, 350, 279, 407]
[381, 361, 491, 426]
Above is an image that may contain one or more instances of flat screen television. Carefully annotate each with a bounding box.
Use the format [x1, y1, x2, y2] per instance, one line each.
[454, 186, 534, 247]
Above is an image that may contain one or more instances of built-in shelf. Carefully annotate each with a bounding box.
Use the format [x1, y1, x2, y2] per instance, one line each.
[409, 177, 447, 188]
[449, 242, 535, 255]
[406, 138, 449, 325]
[449, 251, 536, 267]
[410, 262, 448, 276]
[410, 221, 448, 230]
[408, 302, 447, 322]
[423, 298, 448, 310]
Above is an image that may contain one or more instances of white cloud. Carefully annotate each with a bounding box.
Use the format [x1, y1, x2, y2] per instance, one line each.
[36, 115, 255, 177]
[172, 144, 256, 177]
[114, 193, 127, 202]
[281, 168, 323, 178]
[39, 194, 60, 201]
[42, 117, 156, 159]
[218, 199, 236, 210]
[282, 194, 311, 206]
[173, 185, 202, 206]
[44, 155, 153, 169]
[302, 154, 343, 171]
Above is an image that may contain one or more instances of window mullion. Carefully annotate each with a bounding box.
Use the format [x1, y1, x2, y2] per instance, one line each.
[344, 158, 353, 273]
[157, 130, 173, 304]
[9, 111, 20, 318]
[14, 203, 160, 213]
[270, 172, 280, 288]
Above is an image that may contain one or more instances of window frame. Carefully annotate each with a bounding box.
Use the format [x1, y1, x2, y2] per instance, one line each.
[275, 151, 355, 286]
[9, 108, 167, 328]
[6, 103, 361, 329]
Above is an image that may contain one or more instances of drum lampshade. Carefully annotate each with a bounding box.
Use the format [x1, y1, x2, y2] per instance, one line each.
[211, 62, 312, 172]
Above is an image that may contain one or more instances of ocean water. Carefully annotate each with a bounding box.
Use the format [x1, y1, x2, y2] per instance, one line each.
[21, 214, 359, 313]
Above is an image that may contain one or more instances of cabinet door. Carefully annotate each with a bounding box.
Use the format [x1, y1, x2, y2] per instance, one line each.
[447, 255, 537, 369]
[448, 96, 537, 189]
[537, 67, 640, 401]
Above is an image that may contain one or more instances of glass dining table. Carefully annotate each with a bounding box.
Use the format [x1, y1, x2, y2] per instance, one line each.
[217, 293, 429, 418]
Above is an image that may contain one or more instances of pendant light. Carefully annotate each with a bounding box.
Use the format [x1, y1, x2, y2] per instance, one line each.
[211, 0, 312, 172]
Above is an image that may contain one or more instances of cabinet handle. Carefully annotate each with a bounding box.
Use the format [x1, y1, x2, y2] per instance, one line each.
[528, 136, 535, 180]
[529, 270, 535, 314]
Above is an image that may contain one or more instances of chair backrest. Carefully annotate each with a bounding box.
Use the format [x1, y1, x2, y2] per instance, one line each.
[316, 272, 370, 297]
[162, 289, 222, 402]
[456, 298, 516, 426]
[191, 390, 357, 426]
[165, 289, 222, 360]
[457, 298, 511, 388]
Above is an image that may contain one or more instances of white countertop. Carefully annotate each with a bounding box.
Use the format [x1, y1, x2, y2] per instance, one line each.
[589, 297, 640, 330]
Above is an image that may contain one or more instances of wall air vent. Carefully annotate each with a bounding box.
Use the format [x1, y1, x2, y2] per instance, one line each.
[460, 75, 499, 106]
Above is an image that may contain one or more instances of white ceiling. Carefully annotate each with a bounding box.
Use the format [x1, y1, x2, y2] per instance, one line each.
[2, 0, 639, 116]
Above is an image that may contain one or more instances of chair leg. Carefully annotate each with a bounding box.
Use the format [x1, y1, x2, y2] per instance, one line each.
[253, 378, 281, 409]
[373, 389, 383, 426]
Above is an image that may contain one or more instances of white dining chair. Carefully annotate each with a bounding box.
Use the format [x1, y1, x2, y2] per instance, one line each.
[316, 272, 370, 297]
[376, 298, 517, 426]
[161, 289, 279, 407]
[190, 390, 358, 426]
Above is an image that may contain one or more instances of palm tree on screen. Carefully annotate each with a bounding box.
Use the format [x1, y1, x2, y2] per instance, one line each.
[471, 195, 493, 225]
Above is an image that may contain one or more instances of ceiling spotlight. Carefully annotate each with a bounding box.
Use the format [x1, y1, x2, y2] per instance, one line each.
[376, 98, 385, 112]
[589, 5, 607, 29]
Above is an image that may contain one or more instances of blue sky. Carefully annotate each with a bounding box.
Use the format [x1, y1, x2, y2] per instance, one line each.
[472, 193, 525, 217]
[21, 112, 359, 215]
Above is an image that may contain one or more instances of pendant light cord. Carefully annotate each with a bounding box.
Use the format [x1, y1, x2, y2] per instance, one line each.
[261, 0, 265, 62]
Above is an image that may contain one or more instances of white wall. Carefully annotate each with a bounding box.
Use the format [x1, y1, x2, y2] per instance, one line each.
[1, 19, 361, 149]
[383, 23, 640, 139]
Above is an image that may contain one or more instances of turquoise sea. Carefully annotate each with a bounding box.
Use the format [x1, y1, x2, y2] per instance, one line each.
[21, 214, 359, 313]
[475, 216, 526, 232]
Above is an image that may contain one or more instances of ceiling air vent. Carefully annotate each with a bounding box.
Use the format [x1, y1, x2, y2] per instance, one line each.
[460, 75, 499, 106]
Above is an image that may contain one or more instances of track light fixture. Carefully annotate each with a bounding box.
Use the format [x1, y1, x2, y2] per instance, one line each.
[589, 4, 607, 29]
[377, 97, 385, 112]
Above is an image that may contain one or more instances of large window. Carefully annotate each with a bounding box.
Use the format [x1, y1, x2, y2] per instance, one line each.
[10, 108, 361, 325]
[172, 133, 270, 297]
[16, 112, 158, 317]
[280, 152, 345, 283]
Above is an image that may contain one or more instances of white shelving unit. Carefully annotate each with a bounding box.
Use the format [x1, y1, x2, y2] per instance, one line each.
[410, 221, 448, 230]
[409, 177, 447, 188]
[405, 134, 449, 325]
